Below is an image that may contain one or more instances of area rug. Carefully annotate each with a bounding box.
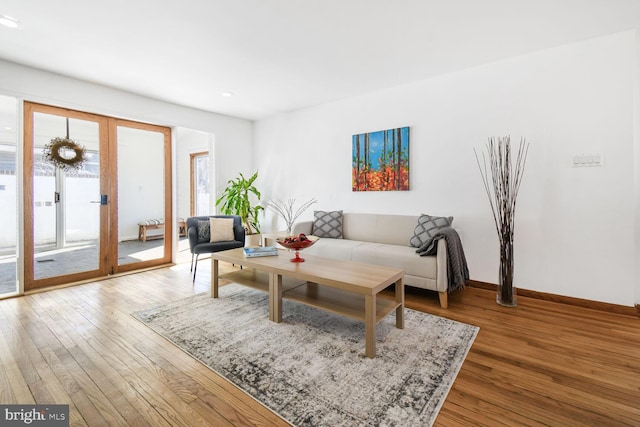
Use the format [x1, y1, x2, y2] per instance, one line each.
[132, 284, 479, 426]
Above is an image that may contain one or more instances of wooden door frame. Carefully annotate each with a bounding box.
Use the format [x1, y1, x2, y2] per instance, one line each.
[108, 118, 173, 274]
[23, 102, 173, 289]
[23, 102, 110, 290]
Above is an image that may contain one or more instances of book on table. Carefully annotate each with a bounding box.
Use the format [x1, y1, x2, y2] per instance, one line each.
[243, 246, 279, 257]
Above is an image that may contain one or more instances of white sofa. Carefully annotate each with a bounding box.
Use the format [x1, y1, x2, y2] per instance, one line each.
[292, 213, 450, 308]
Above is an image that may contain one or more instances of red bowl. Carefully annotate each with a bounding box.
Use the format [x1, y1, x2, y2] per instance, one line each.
[275, 235, 319, 250]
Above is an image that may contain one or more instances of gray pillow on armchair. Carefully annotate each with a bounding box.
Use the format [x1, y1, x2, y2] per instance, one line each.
[196, 220, 210, 243]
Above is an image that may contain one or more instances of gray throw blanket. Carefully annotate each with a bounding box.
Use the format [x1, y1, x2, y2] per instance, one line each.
[415, 227, 469, 292]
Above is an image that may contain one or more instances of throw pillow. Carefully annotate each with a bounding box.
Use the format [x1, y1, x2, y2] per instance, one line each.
[210, 218, 235, 242]
[196, 220, 210, 243]
[409, 214, 453, 248]
[313, 210, 343, 239]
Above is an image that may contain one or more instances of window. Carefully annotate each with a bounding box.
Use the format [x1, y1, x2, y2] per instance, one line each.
[190, 152, 210, 216]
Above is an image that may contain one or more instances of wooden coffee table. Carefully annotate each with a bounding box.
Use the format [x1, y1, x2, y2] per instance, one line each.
[210, 248, 404, 358]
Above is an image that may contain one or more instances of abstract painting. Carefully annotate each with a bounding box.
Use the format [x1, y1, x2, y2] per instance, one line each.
[352, 126, 409, 191]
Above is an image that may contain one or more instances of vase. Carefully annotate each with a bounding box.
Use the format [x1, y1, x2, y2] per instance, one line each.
[245, 234, 262, 247]
[497, 239, 517, 307]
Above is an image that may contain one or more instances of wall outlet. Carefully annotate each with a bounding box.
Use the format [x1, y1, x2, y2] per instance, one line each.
[573, 152, 603, 167]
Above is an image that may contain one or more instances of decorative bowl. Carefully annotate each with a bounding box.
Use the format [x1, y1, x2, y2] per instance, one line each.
[275, 235, 319, 262]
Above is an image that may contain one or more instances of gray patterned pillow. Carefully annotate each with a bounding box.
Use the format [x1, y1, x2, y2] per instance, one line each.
[313, 210, 343, 239]
[196, 220, 210, 243]
[409, 214, 453, 248]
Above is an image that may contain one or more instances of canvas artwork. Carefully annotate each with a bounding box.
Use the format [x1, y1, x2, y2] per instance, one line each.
[352, 126, 409, 191]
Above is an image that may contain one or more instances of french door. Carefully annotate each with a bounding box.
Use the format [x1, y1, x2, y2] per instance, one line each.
[24, 102, 172, 291]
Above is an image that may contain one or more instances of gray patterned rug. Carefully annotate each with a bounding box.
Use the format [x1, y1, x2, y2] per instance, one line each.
[132, 284, 478, 426]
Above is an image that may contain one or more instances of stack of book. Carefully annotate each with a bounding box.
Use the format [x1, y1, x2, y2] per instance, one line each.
[243, 246, 279, 258]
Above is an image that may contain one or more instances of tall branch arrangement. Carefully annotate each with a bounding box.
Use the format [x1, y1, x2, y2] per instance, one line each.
[474, 136, 529, 305]
[266, 198, 317, 233]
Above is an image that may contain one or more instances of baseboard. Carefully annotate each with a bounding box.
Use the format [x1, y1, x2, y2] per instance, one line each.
[467, 280, 639, 318]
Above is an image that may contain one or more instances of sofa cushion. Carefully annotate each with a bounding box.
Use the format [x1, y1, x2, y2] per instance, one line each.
[210, 217, 235, 242]
[301, 238, 364, 260]
[196, 220, 210, 243]
[313, 210, 343, 238]
[409, 214, 453, 248]
[352, 242, 437, 280]
[344, 213, 420, 246]
[138, 219, 164, 226]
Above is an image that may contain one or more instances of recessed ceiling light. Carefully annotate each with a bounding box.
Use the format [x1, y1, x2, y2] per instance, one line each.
[221, 92, 234, 97]
[0, 15, 19, 28]
[3, 126, 13, 130]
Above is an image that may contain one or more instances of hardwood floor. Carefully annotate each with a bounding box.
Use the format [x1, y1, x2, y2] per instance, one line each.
[0, 261, 638, 426]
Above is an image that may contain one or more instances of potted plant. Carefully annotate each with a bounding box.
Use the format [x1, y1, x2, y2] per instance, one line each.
[216, 171, 264, 240]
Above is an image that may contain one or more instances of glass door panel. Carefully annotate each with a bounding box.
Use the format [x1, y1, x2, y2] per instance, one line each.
[32, 113, 102, 280]
[0, 95, 17, 297]
[24, 102, 108, 290]
[65, 150, 100, 246]
[115, 122, 171, 268]
[32, 147, 57, 252]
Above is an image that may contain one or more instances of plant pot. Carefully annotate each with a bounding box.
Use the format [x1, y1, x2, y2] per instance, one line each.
[245, 234, 262, 247]
[497, 240, 517, 307]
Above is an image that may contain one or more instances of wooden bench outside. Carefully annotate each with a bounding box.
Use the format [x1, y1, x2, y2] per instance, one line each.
[138, 219, 187, 242]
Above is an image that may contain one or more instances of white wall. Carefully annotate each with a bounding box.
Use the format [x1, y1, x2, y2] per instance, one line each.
[254, 31, 638, 307]
[175, 128, 212, 220]
[0, 59, 253, 196]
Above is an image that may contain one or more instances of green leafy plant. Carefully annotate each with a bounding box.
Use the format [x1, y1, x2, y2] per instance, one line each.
[216, 171, 263, 234]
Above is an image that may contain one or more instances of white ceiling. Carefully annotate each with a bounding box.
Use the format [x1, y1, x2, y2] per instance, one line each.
[0, 0, 639, 121]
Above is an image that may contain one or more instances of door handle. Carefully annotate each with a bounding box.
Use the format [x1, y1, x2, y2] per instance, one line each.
[90, 195, 108, 205]
[54, 192, 60, 203]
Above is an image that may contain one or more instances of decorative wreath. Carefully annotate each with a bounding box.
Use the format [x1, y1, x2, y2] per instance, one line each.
[43, 137, 87, 171]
